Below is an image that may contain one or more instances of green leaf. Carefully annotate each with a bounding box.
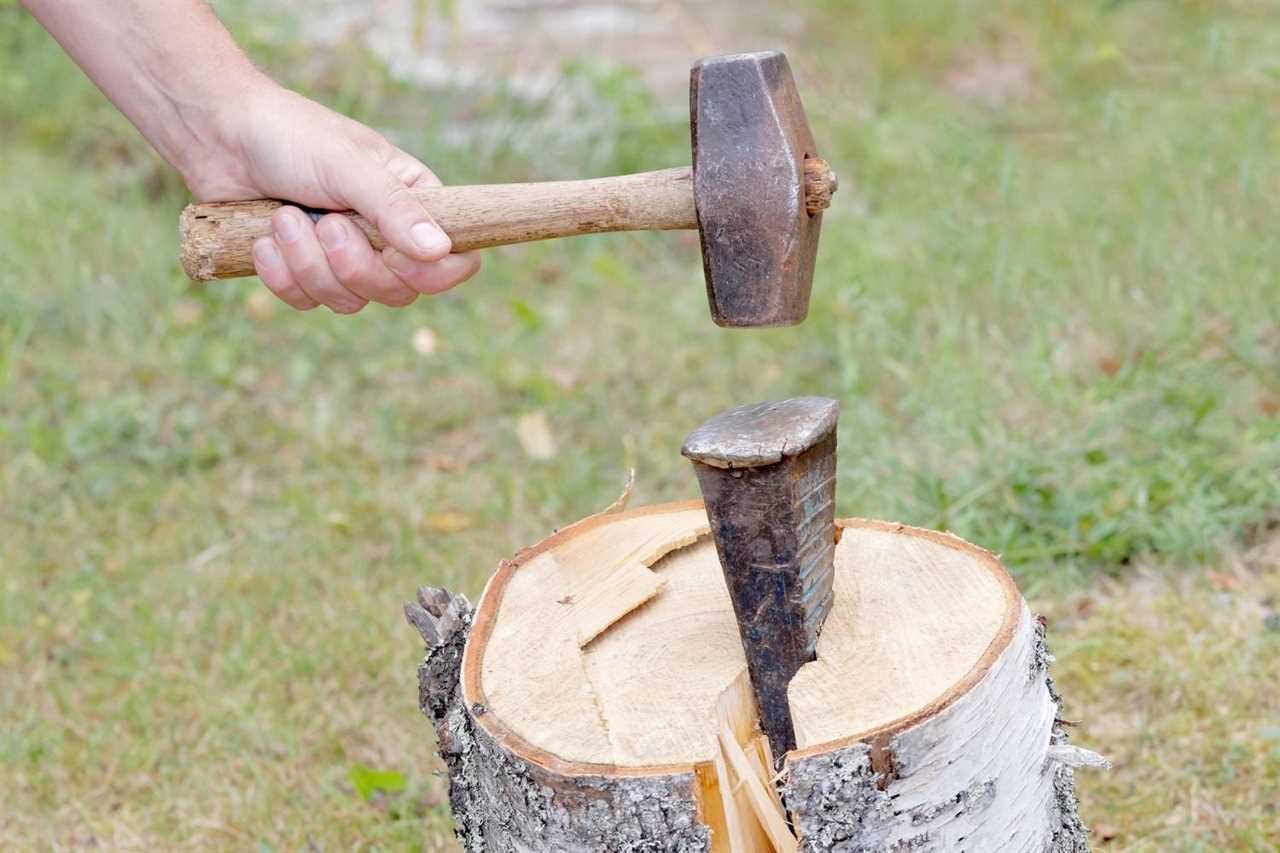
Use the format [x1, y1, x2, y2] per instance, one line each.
[508, 299, 543, 332]
[348, 764, 407, 802]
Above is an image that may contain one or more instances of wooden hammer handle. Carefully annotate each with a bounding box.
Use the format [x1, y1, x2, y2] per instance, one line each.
[180, 167, 697, 281]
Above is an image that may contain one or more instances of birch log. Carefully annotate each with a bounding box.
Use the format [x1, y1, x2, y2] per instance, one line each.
[407, 502, 1097, 852]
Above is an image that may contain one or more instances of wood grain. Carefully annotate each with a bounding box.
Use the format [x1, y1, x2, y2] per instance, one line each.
[713, 671, 791, 852]
[179, 160, 838, 281]
[181, 168, 696, 281]
[567, 521, 708, 648]
[416, 502, 1093, 851]
[803, 158, 838, 216]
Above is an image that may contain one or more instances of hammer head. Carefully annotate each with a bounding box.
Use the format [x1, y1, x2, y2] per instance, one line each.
[691, 51, 824, 328]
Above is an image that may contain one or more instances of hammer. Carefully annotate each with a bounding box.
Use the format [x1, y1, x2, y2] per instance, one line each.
[179, 51, 837, 328]
[683, 396, 839, 765]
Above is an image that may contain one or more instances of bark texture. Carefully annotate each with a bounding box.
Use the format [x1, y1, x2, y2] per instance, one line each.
[407, 587, 712, 853]
[408, 591, 1096, 852]
[780, 607, 1092, 853]
[407, 535, 1100, 852]
[1037, 620, 1092, 853]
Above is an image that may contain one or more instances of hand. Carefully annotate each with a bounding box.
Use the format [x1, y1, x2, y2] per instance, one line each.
[187, 82, 480, 313]
[22, 1, 478, 312]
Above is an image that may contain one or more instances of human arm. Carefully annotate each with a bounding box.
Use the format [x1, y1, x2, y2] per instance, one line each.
[20, 0, 480, 312]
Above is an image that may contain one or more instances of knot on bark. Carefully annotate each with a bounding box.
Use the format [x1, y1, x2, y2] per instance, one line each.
[405, 586, 472, 723]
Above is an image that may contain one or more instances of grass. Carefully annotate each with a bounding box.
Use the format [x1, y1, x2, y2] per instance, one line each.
[1046, 537, 1280, 850]
[1, 0, 1277, 848]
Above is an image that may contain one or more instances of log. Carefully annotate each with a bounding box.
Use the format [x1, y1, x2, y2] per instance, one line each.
[407, 502, 1097, 852]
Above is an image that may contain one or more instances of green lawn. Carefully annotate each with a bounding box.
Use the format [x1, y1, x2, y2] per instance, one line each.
[2, 0, 1277, 849]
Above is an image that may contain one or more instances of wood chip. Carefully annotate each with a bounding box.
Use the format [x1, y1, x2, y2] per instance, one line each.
[515, 411, 556, 460]
[412, 327, 439, 355]
[421, 511, 474, 533]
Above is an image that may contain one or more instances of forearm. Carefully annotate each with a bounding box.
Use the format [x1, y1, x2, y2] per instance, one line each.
[21, 0, 270, 190]
[24, 0, 476, 310]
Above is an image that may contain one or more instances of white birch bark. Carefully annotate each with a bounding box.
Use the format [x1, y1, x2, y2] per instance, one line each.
[406, 508, 1099, 853]
[783, 609, 1091, 852]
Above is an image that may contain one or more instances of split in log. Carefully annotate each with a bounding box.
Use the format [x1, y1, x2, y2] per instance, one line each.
[408, 501, 1098, 852]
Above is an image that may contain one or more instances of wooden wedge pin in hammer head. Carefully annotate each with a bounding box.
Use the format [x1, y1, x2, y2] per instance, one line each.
[179, 50, 836, 328]
[682, 397, 839, 765]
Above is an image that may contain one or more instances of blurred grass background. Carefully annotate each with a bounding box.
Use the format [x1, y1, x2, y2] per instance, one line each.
[1, 0, 1277, 849]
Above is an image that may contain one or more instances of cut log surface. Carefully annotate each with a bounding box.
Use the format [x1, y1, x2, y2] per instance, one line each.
[410, 501, 1092, 852]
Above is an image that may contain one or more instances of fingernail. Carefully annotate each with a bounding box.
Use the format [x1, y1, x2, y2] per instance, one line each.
[275, 210, 302, 243]
[410, 222, 451, 257]
[383, 247, 411, 276]
[317, 218, 347, 251]
[253, 238, 281, 266]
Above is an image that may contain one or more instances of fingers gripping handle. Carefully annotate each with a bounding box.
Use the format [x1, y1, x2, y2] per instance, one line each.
[179, 168, 698, 281]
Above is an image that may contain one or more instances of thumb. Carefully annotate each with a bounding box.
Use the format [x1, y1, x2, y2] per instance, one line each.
[339, 157, 452, 263]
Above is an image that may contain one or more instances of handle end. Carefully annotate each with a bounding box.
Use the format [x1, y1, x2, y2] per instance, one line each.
[179, 198, 284, 281]
[179, 204, 218, 281]
[804, 158, 838, 217]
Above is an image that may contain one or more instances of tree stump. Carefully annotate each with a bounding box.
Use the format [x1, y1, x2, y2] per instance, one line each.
[407, 501, 1096, 852]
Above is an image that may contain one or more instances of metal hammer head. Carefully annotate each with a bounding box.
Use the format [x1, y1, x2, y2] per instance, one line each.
[691, 51, 832, 328]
